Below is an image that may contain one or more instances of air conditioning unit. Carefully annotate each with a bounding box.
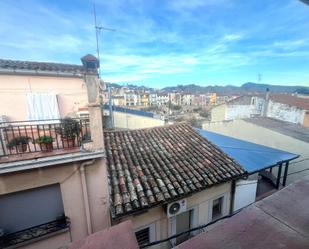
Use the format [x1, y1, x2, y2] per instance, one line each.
[167, 199, 187, 218]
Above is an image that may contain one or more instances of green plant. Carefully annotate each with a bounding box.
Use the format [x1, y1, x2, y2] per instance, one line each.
[55, 117, 81, 139]
[7, 136, 31, 149]
[35, 135, 53, 144]
[82, 131, 91, 142]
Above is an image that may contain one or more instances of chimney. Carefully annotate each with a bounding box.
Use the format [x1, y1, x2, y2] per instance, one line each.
[263, 88, 270, 117]
[81, 54, 104, 150]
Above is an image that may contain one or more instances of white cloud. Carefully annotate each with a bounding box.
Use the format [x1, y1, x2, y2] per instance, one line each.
[273, 39, 307, 50]
[223, 34, 243, 42]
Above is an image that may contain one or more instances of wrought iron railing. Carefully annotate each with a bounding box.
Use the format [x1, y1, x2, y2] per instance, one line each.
[0, 118, 90, 158]
[0, 216, 70, 248]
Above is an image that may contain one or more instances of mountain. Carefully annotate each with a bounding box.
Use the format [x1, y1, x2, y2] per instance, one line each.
[161, 82, 309, 95]
[107, 81, 309, 95]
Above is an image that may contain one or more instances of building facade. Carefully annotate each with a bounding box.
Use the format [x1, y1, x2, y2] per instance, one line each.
[0, 55, 111, 249]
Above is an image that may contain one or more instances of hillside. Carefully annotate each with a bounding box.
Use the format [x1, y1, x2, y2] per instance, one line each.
[161, 82, 309, 95]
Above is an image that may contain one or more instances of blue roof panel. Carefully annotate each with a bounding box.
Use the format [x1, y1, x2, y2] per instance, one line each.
[196, 129, 299, 173]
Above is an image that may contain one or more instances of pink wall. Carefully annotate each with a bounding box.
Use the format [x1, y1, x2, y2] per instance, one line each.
[0, 74, 88, 121]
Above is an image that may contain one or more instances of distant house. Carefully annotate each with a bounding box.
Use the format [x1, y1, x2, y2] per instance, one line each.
[112, 95, 126, 106]
[210, 95, 265, 122]
[157, 93, 169, 106]
[105, 123, 246, 248]
[210, 93, 309, 127]
[149, 93, 158, 106]
[102, 105, 165, 129]
[267, 94, 309, 127]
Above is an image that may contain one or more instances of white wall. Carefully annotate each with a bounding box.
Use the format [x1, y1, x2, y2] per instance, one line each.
[113, 111, 165, 129]
[267, 100, 305, 125]
[234, 179, 257, 211]
[226, 105, 260, 120]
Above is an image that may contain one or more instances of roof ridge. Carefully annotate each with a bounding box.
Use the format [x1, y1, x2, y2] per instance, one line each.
[0, 58, 83, 67]
[103, 122, 190, 133]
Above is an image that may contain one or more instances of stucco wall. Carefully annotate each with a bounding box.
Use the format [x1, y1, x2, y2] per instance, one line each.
[118, 182, 231, 249]
[203, 120, 309, 184]
[0, 74, 87, 121]
[0, 158, 110, 249]
[267, 100, 305, 125]
[113, 112, 165, 129]
[226, 105, 261, 120]
[211, 105, 226, 122]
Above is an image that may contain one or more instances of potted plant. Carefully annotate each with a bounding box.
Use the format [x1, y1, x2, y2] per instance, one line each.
[35, 135, 54, 152]
[7, 136, 31, 153]
[56, 117, 81, 149]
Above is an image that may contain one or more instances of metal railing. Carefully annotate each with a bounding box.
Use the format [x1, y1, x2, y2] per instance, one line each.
[0, 118, 90, 158]
[0, 216, 70, 248]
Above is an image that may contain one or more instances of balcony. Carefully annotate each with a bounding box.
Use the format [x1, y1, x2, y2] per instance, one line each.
[0, 216, 70, 248]
[0, 118, 91, 164]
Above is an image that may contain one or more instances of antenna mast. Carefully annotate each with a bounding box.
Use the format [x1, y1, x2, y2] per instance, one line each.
[93, 3, 115, 77]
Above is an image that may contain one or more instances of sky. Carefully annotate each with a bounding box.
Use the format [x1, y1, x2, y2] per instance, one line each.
[0, 0, 309, 88]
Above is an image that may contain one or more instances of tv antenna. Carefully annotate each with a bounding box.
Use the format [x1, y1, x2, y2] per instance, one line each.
[93, 3, 116, 77]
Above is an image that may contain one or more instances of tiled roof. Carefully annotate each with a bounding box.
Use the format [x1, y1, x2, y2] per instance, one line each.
[0, 58, 85, 75]
[270, 94, 309, 110]
[104, 123, 245, 219]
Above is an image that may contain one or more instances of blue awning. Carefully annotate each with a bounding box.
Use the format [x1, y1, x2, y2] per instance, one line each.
[196, 129, 299, 174]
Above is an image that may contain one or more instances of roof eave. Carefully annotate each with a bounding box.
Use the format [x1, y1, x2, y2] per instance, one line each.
[0, 68, 84, 78]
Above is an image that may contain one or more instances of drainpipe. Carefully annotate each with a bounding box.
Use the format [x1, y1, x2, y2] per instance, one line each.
[229, 180, 236, 214]
[80, 159, 95, 235]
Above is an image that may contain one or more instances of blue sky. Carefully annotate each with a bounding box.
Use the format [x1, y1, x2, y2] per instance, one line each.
[0, 0, 309, 88]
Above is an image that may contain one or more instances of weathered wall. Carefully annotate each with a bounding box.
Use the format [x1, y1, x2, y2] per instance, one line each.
[211, 105, 226, 122]
[267, 100, 305, 125]
[0, 74, 87, 121]
[113, 112, 165, 129]
[225, 105, 260, 120]
[203, 120, 309, 184]
[0, 159, 110, 249]
[118, 182, 231, 249]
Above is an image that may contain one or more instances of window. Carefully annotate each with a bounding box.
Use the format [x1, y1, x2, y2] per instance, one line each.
[211, 196, 225, 221]
[212, 197, 223, 220]
[0, 184, 65, 234]
[135, 224, 155, 247]
[135, 227, 150, 246]
[27, 93, 60, 120]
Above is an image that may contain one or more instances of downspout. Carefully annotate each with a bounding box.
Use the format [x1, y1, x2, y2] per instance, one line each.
[80, 159, 95, 235]
[229, 180, 236, 214]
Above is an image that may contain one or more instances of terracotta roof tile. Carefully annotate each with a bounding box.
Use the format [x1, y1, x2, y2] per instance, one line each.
[0, 58, 86, 75]
[104, 123, 246, 219]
